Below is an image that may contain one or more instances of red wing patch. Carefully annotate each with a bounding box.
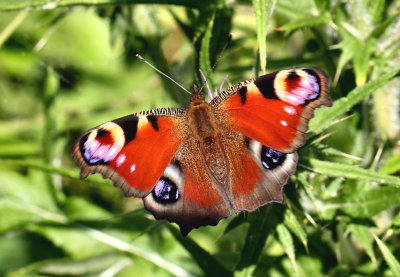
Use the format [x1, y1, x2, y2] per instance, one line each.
[72, 112, 185, 198]
[222, 91, 304, 152]
[231, 150, 263, 197]
[183, 168, 225, 208]
[109, 117, 182, 193]
[216, 67, 330, 153]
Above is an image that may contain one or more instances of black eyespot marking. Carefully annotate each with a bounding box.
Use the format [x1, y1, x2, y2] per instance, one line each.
[96, 128, 108, 137]
[147, 115, 159, 131]
[303, 68, 321, 101]
[261, 146, 286, 170]
[172, 159, 183, 172]
[152, 177, 180, 204]
[244, 137, 250, 148]
[113, 115, 138, 144]
[304, 68, 321, 85]
[237, 86, 247, 104]
[287, 71, 299, 80]
[79, 133, 107, 165]
[255, 73, 279, 100]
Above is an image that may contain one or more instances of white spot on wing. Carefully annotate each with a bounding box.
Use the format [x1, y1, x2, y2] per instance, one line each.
[284, 106, 296, 115]
[286, 94, 303, 105]
[108, 145, 118, 158]
[90, 140, 100, 151]
[280, 120, 288, 126]
[130, 164, 136, 172]
[116, 154, 126, 167]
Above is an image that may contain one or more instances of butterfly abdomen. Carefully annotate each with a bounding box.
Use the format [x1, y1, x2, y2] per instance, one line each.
[186, 98, 231, 185]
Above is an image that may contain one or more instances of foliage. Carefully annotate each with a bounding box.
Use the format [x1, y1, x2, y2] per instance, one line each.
[0, 0, 400, 276]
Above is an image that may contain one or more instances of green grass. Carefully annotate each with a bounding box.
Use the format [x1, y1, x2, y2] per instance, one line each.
[1, 0, 400, 276]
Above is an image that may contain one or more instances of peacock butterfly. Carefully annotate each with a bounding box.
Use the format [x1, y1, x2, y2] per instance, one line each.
[72, 67, 331, 235]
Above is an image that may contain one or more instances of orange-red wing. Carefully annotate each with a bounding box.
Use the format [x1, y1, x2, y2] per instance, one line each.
[72, 109, 186, 198]
[214, 67, 330, 153]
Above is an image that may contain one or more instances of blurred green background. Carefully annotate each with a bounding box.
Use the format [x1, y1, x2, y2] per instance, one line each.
[1, 0, 400, 276]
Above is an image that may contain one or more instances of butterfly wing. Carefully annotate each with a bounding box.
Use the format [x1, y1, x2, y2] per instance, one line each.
[73, 107, 232, 235]
[142, 155, 231, 235]
[212, 67, 331, 153]
[212, 67, 330, 211]
[72, 108, 186, 198]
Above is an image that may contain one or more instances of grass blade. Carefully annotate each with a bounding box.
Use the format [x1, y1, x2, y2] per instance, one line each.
[308, 159, 400, 187]
[374, 233, 400, 276]
[236, 205, 283, 270]
[168, 225, 233, 277]
[0, 0, 217, 11]
[253, 0, 276, 73]
[309, 69, 400, 134]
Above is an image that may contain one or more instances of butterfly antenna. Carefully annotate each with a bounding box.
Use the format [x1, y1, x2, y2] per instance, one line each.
[136, 54, 192, 95]
[211, 33, 232, 73]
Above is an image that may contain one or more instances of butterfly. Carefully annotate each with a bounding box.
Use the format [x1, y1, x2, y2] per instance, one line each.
[72, 67, 331, 235]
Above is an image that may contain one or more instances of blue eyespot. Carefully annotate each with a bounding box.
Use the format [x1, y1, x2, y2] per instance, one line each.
[152, 177, 180, 204]
[261, 146, 286, 170]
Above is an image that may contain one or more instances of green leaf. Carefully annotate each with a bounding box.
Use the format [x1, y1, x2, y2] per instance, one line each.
[199, 13, 215, 87]
[31, 224, 192, 276]
[0, 0, 216, 11]
[168, 225, 232, 277]
[236, 205, 283, 270]
[277, 224, 295, 260]
[0, 232, 63, 276]
[368, 0, 385, 24]
[309, 159, 400, 187]
[379, 153, 400, 175]
[374, 234, 400, 276]
[283, 209, 307, 251]
[296, 256, 324, 277]
[370, 11, 400, 39]
[0, 169, 56, 209]
[353, 39, 374, 86]
[322, 186, 400, 218]
[39, 9, 117, 74]
[223, 213, 247, 234]
[393, 211, 400, 227]
[321, 177, 344, 199]
[34, 254, 133, 276]
[0, 142, 39, 157]
[63, 197, 112, 221]
[276, 224, 299, 276]
[0, 159, 81, 180]
[29, 224, 114, 259]
[0, 10, 28, 47]
[278, 12, 330, 31]
[348, 224, 376, 263]
[253, 0, 276, 73]
[0, 199, 66, 233]
[309, 69, 400, 135]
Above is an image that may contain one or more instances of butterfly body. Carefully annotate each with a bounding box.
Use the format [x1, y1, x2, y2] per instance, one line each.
[73, 67, 331, 235]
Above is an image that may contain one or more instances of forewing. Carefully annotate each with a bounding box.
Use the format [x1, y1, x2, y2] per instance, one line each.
[212, 67, 331, 153]
[72, 108, 186, 198]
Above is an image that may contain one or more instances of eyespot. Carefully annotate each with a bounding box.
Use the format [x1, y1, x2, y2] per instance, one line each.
[80, 122, 125, 165]
[274, 69, 321, 105]
[152, 177, 180, 204]
[261, 146, 286, 170]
